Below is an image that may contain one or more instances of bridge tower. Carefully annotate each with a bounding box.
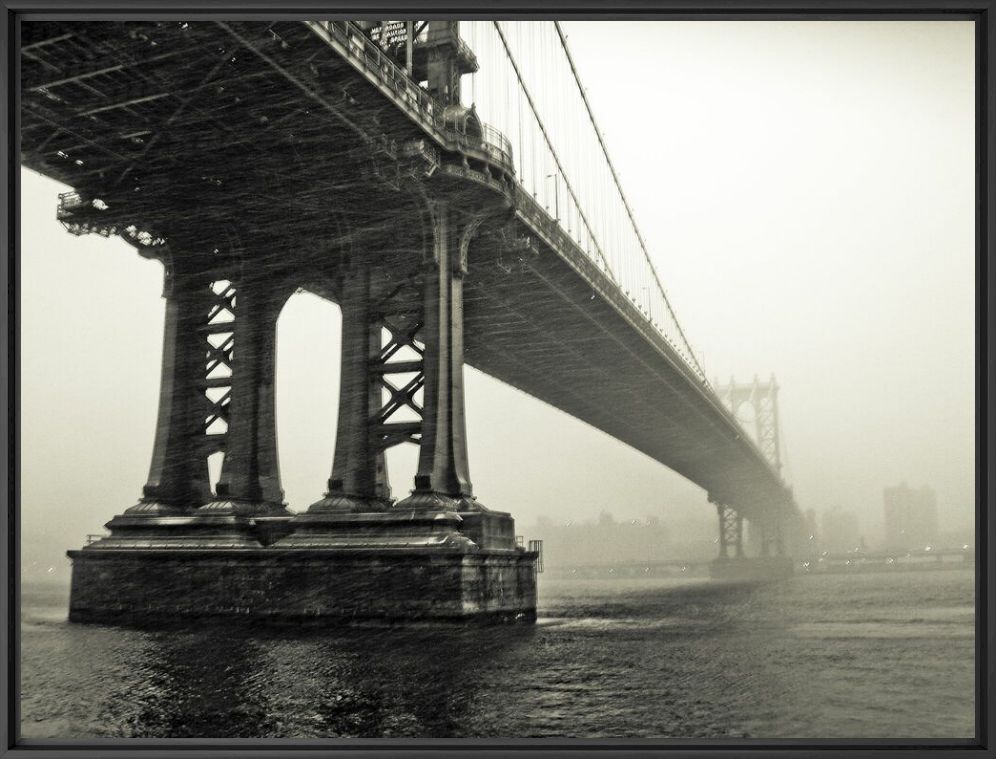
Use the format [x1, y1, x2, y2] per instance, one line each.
[709, 375, 794, 580]
[59, 19, 537, 625]
[715, 375, 782, 474]
[23, 19, 800, 622]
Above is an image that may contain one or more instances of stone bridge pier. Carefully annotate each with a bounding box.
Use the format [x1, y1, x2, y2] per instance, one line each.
[67, 194, 538, 626]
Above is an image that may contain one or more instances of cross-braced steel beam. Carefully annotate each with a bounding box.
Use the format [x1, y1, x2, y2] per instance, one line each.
[371, 314, 425, 451]
[305, 268, 428, 514]
[199, 279, 236, 456]
[715, 375, 782, 475]
[135, 266, 216, 513]
[714, 501, 744, 560]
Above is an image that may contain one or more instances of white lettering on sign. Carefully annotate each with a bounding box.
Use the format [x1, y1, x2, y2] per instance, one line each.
[369, 21, 408, 47]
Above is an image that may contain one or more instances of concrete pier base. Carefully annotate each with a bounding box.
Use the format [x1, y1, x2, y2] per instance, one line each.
[69, 505, 536, 625]
[709, 556, 794, 582]
[67, 546, 537, 625]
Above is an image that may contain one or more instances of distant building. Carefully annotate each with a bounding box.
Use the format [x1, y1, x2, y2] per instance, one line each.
[521, 513, 674, 567]
[884, 483, 939, 550]
[820, 506, 860, 553]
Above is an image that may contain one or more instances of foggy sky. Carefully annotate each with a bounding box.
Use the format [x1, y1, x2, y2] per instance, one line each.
[19, 20, 975, 578]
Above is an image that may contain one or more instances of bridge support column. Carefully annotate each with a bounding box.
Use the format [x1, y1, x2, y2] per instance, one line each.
[710, 496, 792, 581]
[194, 275, 292, 541]
[735, 512, 745, 559]
[774, 517, 786, 558]
[389, 198, 516, 551]
[715, 501, 740, 561]
[279, 200, 516, 553]
[758, 514, 779, 558]
[396, 199, 477, 513]
[134, 266, 214, 514]
[759, 525, 771, 557]
[74, 260, 293, 549]
[278, 263, 421, 548]
[308, 266, 392, 514]
[88, 268, 222, 550]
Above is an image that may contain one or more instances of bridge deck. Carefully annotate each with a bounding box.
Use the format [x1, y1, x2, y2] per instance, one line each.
[20, 20, 792, 520]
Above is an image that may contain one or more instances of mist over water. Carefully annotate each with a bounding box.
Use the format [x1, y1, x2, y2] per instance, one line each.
[17, 18, 976, 744]
[21, 570, 974, 739]
[19, 20, 976, 574]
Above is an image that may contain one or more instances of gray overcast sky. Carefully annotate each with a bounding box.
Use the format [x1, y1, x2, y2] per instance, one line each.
[20, 20, 975, 576]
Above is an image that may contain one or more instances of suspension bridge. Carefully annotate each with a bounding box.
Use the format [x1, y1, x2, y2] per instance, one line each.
[20, 19, 799, 623]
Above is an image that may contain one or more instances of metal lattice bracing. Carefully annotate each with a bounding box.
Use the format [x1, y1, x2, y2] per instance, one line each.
[24, 20, 800, 531]
[200, 279, 236, 457]
[365, 275, 426, 454]
[371, 314, 425, 451]
[715, 502, 744, 560]
[715, 375, 782, 474]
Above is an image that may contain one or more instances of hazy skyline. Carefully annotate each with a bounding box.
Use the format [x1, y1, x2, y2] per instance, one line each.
[19, 20, 975, 578]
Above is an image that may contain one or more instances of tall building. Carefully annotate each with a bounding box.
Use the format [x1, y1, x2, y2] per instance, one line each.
[820, 506, 860, 553]
[884, 483, 939, 550]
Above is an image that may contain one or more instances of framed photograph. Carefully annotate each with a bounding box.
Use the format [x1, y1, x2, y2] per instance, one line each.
[3, 0, 991, 755]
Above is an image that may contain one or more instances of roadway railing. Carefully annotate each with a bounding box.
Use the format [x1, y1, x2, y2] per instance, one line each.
[515, 187, 711, 387]
[313, 22, 708, 387]
[311, 20, 704, 386]
[309, 20, 787, 494]
[514, 188, 794, 501]
[313, 21, 514, 173]
[480, 122, 512, 167]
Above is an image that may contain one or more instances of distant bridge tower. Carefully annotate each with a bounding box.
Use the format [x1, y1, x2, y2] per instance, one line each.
[21, 17, 802, 619]
[711, 374, 795, 578]
[715, 375, 782, 475]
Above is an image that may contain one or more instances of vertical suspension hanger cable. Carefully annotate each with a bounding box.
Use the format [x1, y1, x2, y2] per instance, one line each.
[552, 21, 706, 380]
[491, 20, 615, 280]
[470, 21, 477, 107]
[516, 24, 524, 183]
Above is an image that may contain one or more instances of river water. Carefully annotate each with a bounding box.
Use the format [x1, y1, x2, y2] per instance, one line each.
[19, 569, 974, 740]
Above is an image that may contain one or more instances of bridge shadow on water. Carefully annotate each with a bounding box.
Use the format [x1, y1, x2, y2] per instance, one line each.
[89, 617, 538, 738]
[28, 578, 771, 739]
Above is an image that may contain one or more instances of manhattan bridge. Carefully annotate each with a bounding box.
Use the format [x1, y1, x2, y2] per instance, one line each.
[20, 19, 801, 623]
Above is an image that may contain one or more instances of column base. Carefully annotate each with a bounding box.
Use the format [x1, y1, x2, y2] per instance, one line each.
[122, 499, 188, 516]
[274, 510, 476, 550]
[306, 492, 393, 514]
[84, 499, 293, 550]
[709, 556, 795, 581]
[67, 546, 538, 626]
[393, 491, 467, 512]
[390, 493, 515, 550]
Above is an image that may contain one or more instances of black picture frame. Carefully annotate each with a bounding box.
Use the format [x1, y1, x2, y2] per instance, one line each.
[2, 1, 992, 756]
